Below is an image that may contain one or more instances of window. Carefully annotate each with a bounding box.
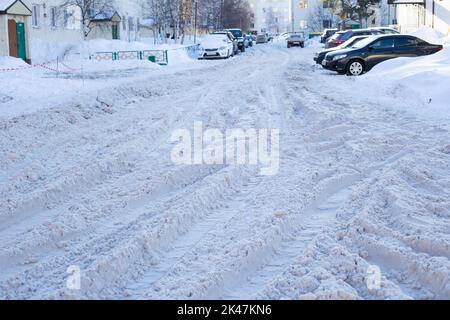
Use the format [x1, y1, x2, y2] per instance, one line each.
[32, 4, 40, 27]
[395, 37, 416, 47]
[123, 16, 127, 30]
[128, 17, 134, 31]
[64, 9, 70, 28]
[371, 39, 395, 49]
[64, 7, 77, 29]
[50, 7, 57, 29]
[299, 20, 307, 29]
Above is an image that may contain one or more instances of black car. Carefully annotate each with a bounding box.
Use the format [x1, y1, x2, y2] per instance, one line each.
[326, 28, 382, 48]
[314, 35, 368, 65]
[322, 35, 443, 76]
[227, 29, 246, 52]
[321, 28, 338, 43]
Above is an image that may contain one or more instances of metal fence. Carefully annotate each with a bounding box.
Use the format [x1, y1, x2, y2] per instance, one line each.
[88, 44, 199, 66]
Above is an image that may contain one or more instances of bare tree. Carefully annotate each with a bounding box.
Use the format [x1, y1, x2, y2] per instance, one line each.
[335, 0, 381, 28]
[308, 3, 326, 32]
[264, 7, 280, 33]
[221, 0, 253, 31]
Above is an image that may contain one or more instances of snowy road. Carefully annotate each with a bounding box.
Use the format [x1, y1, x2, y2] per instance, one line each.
[0, 43, 449, 299]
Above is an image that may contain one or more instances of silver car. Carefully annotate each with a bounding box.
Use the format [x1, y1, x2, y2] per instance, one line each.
[256, 34, 268, 44]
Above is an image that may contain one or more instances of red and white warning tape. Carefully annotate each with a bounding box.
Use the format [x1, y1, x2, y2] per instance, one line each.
[0, 59, 82, 73]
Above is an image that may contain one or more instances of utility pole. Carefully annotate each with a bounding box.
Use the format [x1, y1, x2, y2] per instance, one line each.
[290, 0, 295, 33]
[194, 0, 198, 43]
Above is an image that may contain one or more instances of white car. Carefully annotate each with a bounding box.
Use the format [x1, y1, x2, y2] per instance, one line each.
[198, 34, 234, 59]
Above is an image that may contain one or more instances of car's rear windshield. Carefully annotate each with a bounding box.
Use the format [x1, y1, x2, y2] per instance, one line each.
[330, 32, 346, 40]
[229, 30, 243, 38]
[340, 31, 355, 41]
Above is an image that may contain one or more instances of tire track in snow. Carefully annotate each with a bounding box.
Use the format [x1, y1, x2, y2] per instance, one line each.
[123, 176, 263, 299]
[217, 177, 357, 299]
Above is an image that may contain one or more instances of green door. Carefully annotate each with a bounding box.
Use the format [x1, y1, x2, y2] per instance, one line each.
[112, 25, 119, 40]
[16, 22, 27, 61]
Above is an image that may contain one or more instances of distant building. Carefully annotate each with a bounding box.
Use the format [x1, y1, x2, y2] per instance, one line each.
[248, 0, 291, 33]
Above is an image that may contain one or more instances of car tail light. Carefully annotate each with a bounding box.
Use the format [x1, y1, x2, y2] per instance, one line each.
[334, 40, 345, 45]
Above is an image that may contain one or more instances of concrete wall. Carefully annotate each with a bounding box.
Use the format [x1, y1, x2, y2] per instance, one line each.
[430, 0, 450, 35]
[397, 1, 450, 34]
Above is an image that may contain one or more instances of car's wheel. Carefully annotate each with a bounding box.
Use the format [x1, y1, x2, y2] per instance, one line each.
[346, 59, 365, 76]
[300, 43, 305, 48]
[241, 46, 246, 53]
[287, 43, 291, 48]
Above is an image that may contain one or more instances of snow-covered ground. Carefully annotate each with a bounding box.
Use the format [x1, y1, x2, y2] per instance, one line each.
[0, 40, 449, 300]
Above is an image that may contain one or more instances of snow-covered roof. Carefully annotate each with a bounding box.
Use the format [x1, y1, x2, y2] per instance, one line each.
[0, 0, 16, 11]
[140, 18, 155, 27]
[0, 0, 31, 14]
[90, 10, 121, 22]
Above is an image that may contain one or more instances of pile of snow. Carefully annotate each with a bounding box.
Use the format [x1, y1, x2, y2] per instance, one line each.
[360, 47, 450, 118]
[408, 26, 445, 44]
[0, 56, 28, 69]
[305, 36, 323, 48]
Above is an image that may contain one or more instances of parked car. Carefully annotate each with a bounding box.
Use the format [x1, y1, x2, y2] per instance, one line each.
[326, 28, 382, 48]
[322, 34, 443, 76]
[227, 28, 246, 52]
[371, 27, 400, 34]
[213, 31, 239, 55]
[321, 28, 338, 43]
[287, 32, 305, 48]
[256, 34, 268, 44]
[314, 35, 368, 65]
[245, 34, 253, 47]
[198, 34, 235, 59]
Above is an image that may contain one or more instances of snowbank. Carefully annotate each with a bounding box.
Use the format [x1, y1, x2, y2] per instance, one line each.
[305, 36, 323, 48]
[359, 47, 450, 118]
[29, 38, 198, 65]
[0, 56, 28, 69]
[408, 26, 445, 44]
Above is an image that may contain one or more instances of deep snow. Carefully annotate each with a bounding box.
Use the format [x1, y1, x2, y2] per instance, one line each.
[0, 40, 449, 300]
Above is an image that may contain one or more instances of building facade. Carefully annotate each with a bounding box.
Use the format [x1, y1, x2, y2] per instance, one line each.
[249, 0, 291, 33]
[21, 0, 145, 43]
